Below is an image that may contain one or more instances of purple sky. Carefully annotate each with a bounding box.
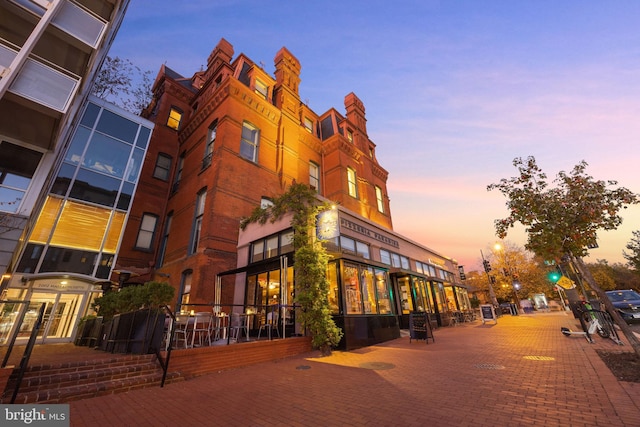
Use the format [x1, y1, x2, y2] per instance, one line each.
[109, 1, 640, 271]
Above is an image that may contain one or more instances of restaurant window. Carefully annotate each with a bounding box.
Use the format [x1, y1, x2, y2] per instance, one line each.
[398, 276, 413, 314]
[203, 119, 217, 169]
[153, 153, 172, 181]
[375, 185, 384, 213]
[362, 268, 376, 314]
[157, 212, 172, 267]
[340, 236, 356, 254]
[431, 281, 446, 313]
[347, 167, 357, 198]
[327, 262, 340, 314]
[412, 277, 431, 313]
[0, 141, 43, 213]
[281, 230, 294, 254]
[135, 213, 158, 250]
[400, 256, 410, 270]
[265, 235, 278, 258]
[240, 121, 259, 163]
[252, 240, 264, 263]
[167, 107, 182, 130]
[375, 269, 392, 314]
[344, 262, 362, 314]
[309, 161, 320, 192]
[380, 249, 391, 265]
[178, 271, 192, 313]
[190, 189, 206, 255]
[356, 241, 370, 259]
[391, 253, 401, 268]
[415, 261, 424, 274]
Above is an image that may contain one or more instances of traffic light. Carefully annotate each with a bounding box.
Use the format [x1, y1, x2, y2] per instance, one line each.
[547, 270, 561, 283]
[458, 266, 466, 280]
[483, 260, 492, 273]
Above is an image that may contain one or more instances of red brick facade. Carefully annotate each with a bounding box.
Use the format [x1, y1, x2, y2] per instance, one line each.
[115, 38, 393, 306]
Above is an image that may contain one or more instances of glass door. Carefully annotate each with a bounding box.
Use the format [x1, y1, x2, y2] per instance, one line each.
[29, 292, 83, 343]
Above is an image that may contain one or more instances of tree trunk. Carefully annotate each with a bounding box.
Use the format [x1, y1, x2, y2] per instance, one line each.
[573, 256, 640, 356]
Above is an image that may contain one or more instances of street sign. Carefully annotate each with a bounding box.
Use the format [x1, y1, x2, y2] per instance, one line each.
[556, 276, 575, 290]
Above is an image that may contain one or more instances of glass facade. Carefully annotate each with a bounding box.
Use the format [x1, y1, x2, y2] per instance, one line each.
[16, 100, 153, 279]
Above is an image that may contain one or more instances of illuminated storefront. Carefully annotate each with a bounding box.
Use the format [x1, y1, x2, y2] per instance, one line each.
[227, 203, 467, 351]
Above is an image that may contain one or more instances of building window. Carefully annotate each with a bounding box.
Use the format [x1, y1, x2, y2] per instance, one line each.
[261, 197, 274, 209]
[304, 117, 313, 133]
[0, 141, 43, 213]
[157, 212, 172, 267]
[380, 249, 391, 265]
[203, 120, 217, 169]
[153, 154, 172, 181]
[240, 121, 259, 162]
[135, 214, 158, 250]
[347, 130, 353, 143]
[375, 186, 384, 213]
[190, 189, 206, 255]
[254, 79, 268, 99]
[172, 153, 184, 193]
[309, 162, 320, 192]
[347, 167, 357, 198]
[250, 229, 294, 263]
[167, 107, 182, 130]
[178, 270, 192, 313]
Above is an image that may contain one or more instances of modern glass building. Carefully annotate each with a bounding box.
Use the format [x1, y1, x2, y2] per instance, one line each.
[0, 96, 153, 345]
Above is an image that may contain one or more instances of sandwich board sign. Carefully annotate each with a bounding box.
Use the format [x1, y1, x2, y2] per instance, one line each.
[480, 304, 497, 324]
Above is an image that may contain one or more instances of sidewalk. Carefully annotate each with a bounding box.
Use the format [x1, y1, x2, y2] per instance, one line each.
[68, 312, 640, 427]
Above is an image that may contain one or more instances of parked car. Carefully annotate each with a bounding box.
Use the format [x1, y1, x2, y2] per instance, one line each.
[605, 289, 640, 324]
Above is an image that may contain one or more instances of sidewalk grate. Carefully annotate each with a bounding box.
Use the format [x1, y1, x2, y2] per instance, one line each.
[359, 362, 396, 370]
[474, 363, 505, 370]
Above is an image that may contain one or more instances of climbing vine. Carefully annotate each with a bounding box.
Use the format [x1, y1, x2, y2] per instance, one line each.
[241, 183, 343, 355]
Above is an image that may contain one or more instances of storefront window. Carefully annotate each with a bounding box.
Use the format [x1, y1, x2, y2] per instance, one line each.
[375, 269, 391, 314]
[398, 276, 413, 314]
[361, 268, 376, 314]
[412, 277, 431, 312]
[327, 263, 339, 313]
[431, 281, 446, 313]
[343, 263, 362, 314]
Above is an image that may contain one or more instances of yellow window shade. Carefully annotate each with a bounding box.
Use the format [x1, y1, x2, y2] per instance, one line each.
[50, 201, 111, 251]
[103, 211, 125, 253]
[30, 197, 63, 244]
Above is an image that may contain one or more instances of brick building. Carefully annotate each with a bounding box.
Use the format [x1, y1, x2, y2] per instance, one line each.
[116, 38, 469, 349]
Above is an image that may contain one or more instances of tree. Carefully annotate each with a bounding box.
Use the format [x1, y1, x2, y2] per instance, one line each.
[91, 56, 153, 114]
[241, 183, 343, 356]
[624, 230, 640, 273]
[585, 260, 617, 291]
[488, 156, 640, 355]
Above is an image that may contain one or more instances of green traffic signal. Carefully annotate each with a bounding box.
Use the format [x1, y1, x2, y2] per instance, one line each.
[547, 271, 561, 283]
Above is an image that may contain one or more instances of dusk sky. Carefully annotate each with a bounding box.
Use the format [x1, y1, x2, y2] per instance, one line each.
[109, 1, 640, 272]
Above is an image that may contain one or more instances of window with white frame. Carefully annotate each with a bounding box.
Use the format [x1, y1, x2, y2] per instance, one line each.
[375, 186, 384, 213]
[347, 167, 357, 198]
[309, 162, 320, 192]
[203, 119, 217, 169]
[190, 189, 206, 255]
[166, 107, 182, 130]
[153, 153, 172, 181]
[135, 214, 158, 250]
[304, 117, 314, 133]
[254, 79, 268, 99]
[240, 121, 259, 162]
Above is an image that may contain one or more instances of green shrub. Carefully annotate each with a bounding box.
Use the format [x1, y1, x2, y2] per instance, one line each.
[92, 281, 174, 320]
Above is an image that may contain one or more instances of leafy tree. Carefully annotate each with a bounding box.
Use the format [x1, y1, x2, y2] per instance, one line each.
[241, 183, 343, 356]
[624, 230, 640, 273]
[584, 260, 616, 291]
[91, 56, 153, 114]
[92, 281, 174, 320]
[488, 156, 640, 355]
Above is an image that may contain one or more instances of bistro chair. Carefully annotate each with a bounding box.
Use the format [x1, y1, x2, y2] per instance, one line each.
[173, 314, 194, 349]
[258, 310, 280, 340]
[192, 312, 213, 347]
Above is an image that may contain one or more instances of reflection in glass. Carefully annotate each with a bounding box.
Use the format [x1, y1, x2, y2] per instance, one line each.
[83, 132, 131, 178]
[95, 109, 139, 143]
[70, 168, 120, 207]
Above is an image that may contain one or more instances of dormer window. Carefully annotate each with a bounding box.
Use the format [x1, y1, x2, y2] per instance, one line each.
[304, 117, 313, 133]
[255, 79, 268, 99]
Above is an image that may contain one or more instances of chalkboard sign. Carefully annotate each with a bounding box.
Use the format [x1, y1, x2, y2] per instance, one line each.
[409, 312, 434, 343]
[480, 304, 497, 324]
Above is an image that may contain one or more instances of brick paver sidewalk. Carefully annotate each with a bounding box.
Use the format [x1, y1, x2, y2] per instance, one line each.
[69, 312, 640, 427]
